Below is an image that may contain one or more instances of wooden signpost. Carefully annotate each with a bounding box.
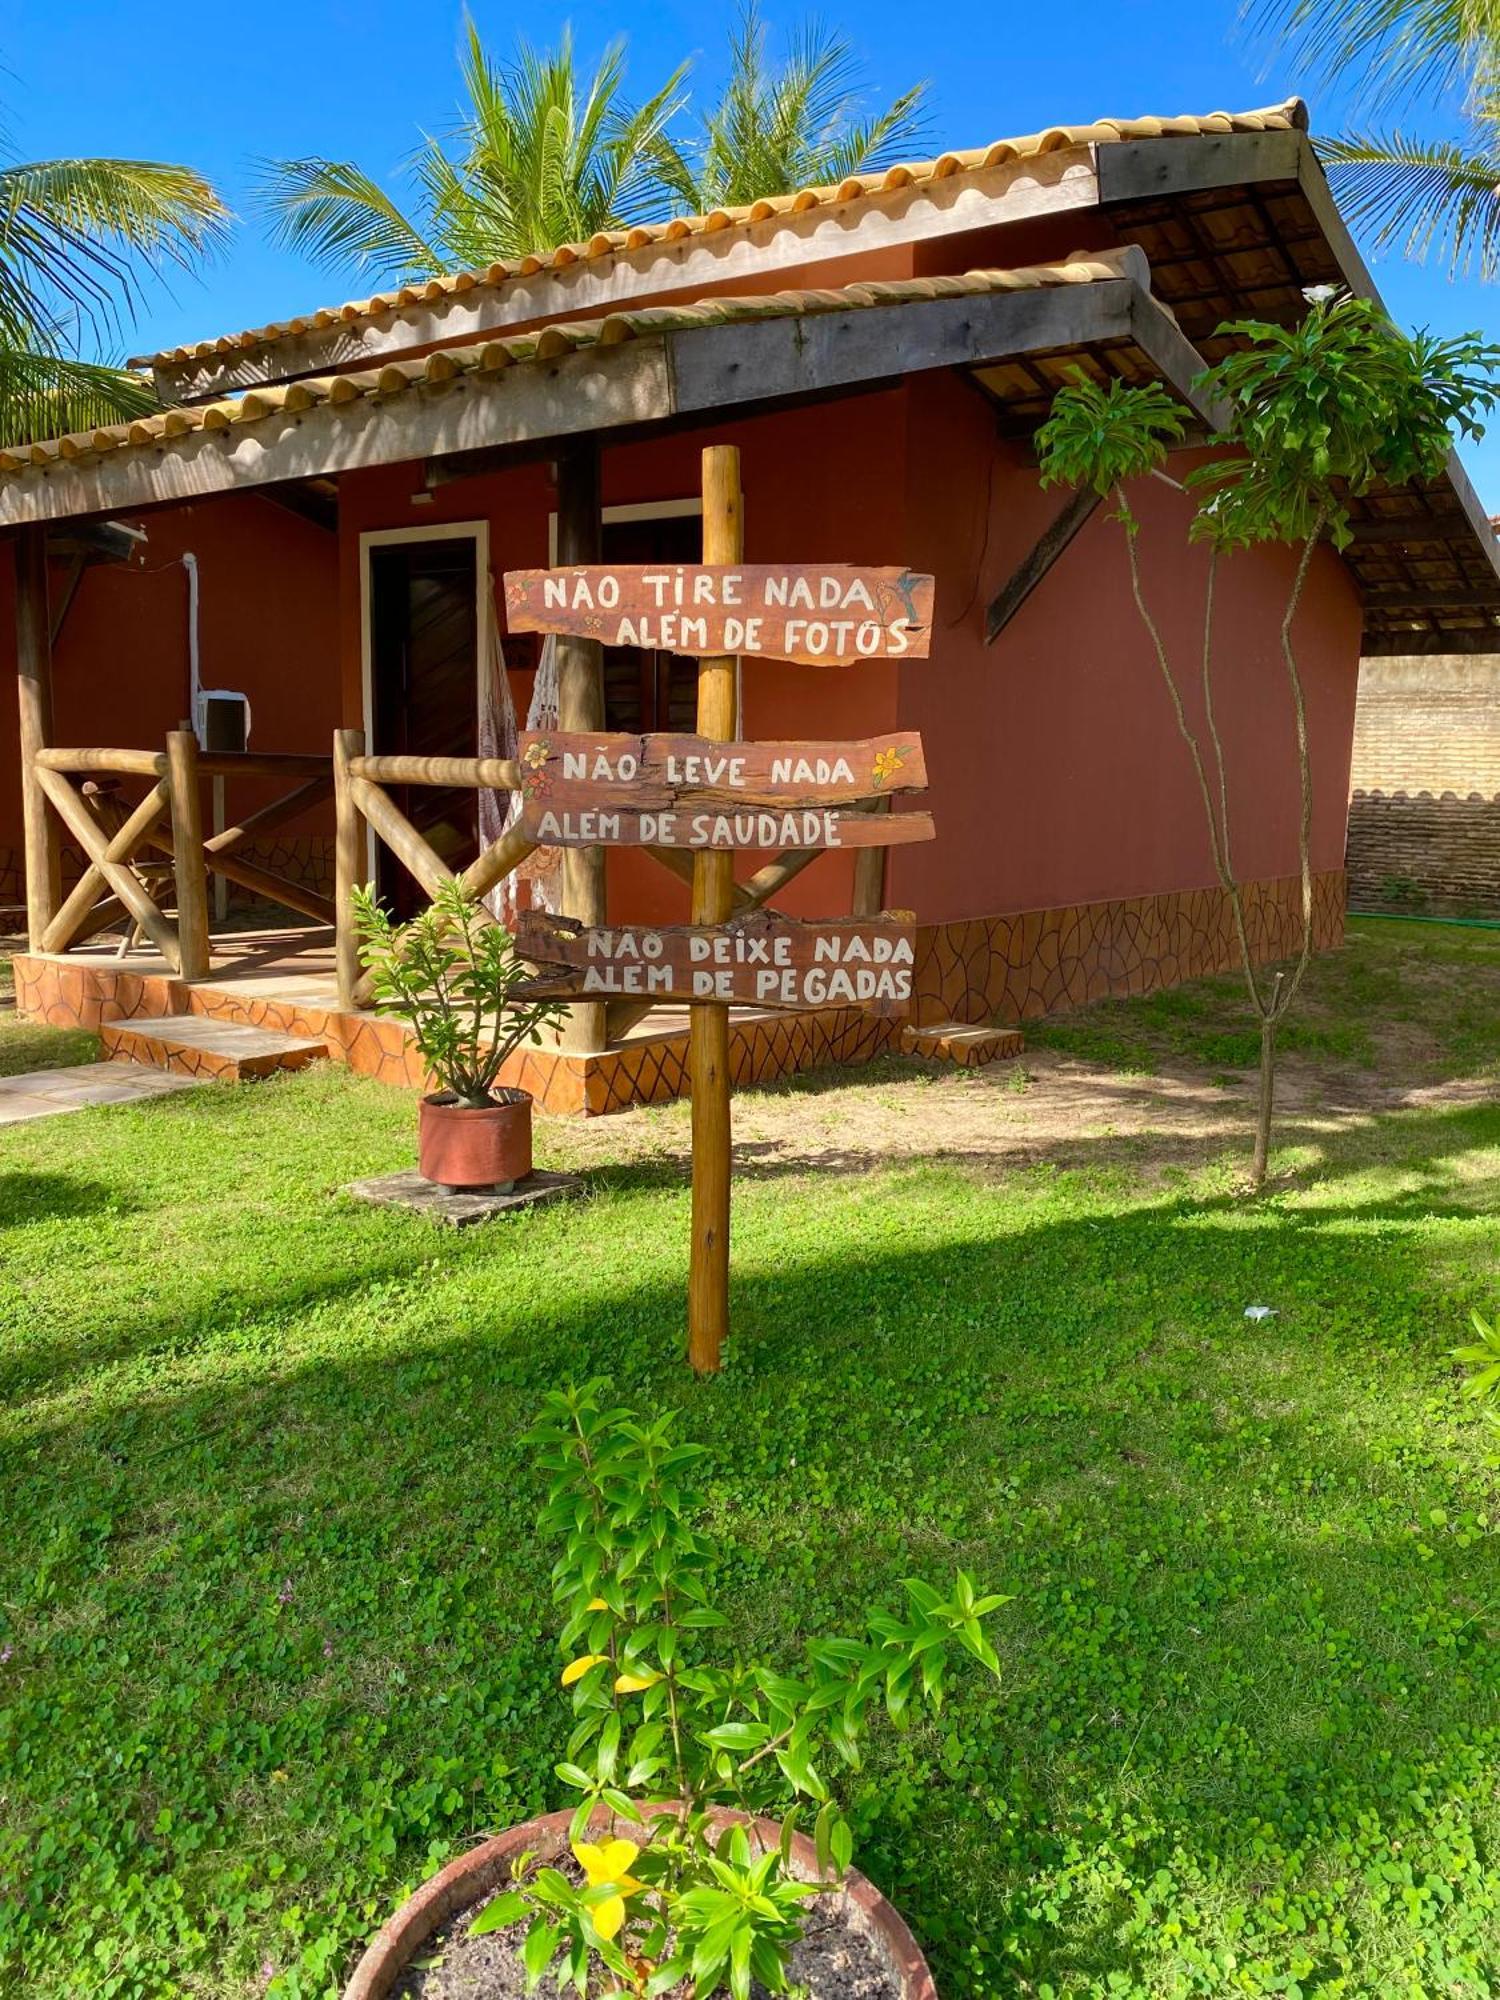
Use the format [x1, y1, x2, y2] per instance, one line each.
[504, 565, 935, 664]
[503, 447, 935, 1373]
[516, 910, 917, 1016]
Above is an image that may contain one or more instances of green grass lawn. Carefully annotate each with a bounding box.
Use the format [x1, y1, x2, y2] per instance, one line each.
[2, 920, 1500, 1998]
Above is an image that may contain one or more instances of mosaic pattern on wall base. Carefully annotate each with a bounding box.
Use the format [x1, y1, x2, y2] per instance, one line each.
[13, 869, 1346, 1115]
[912, 870, 1346, 1026]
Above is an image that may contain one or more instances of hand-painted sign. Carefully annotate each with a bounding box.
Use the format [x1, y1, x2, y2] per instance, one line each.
[503, 565, 935, 664]
[521, 799, 934, 849]
[518, 730, 926, 809]
[516, 910, 917, 1015]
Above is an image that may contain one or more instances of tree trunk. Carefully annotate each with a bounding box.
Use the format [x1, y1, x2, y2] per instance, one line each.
[1252, 1014, 1276, 1191]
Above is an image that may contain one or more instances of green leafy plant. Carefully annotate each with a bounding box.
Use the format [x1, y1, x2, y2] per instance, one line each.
[466, 1381, 1008, 1997]
[1453, 1307, 1500, 1424]
[1246, 0, 1500, 281]
[1037, 296, 1500, 1189]
[351, 877, 566, 1106]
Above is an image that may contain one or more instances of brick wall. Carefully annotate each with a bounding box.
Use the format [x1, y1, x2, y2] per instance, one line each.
[1347, 655, 1500, 917]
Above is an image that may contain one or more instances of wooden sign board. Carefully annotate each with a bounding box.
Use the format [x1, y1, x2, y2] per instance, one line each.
[522, 799, 934, 850]
[516, 910, 917, 1016]
[519, 730, 926, 810]
[503, 564, 935, 664]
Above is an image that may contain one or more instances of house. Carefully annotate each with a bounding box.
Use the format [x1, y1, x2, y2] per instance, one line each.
[4, 96, 1498, 1113]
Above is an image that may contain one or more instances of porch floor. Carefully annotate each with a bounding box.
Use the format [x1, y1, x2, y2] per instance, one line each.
[11, 924, 900, 1116]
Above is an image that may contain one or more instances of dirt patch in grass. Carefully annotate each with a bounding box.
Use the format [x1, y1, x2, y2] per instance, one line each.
[554, 921, 1500, 1188]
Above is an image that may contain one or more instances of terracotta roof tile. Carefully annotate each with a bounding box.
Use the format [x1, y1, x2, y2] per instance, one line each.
[134, 100, 1303, 370]
[6, 253, 1143, 477]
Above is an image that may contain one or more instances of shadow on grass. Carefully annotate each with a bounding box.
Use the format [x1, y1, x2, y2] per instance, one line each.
[0, 1170, 138, 1226]
[3, 1078, 1500, 1990]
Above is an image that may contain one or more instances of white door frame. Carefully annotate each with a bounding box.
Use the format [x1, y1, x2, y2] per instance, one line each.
[357, 518, 491, 880]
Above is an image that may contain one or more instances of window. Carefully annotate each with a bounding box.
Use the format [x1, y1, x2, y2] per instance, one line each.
[599, 511, 703, 733]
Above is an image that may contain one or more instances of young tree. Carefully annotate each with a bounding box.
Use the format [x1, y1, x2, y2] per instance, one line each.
[1037, 295, 1500, 1188]
[1249, 0, 1500, 278]
[258, 20, 688, 283]
[0, 138, 226, 443]
[647, 2, 928, 213]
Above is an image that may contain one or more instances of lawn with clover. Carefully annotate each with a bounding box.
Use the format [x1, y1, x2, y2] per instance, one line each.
[2, 916, 1500, 1998]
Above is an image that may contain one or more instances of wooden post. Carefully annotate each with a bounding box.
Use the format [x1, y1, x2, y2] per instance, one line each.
[555, 439, 607, 1053]
[15, 526, 60, 947]
[333, 727, 364, 1010]
[166, 727, 210, 980]
[687, 446, 742, 1374]
[851, 799, 890, 915]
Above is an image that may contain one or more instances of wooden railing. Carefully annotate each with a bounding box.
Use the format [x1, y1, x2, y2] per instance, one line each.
[27, 732, 334, 977]
[26, 726, 892, 1048]
[330, 734, 886, 1045]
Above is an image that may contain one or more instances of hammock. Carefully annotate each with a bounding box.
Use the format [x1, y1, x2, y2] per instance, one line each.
[477, 578, 562, 924]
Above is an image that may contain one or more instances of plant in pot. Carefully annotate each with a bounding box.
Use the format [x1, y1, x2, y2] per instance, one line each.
[345, 1381, 1009, 2000]
[351, 878, 567, 1191]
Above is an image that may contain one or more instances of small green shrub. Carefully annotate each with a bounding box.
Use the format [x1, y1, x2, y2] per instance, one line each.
[352, 878, 565, 1105]
[472, 1382, 1007, 1998]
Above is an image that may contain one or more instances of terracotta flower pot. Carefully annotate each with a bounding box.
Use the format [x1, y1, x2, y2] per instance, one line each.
[417, 1088, 533, 1190]
[342, 1803, 936, 2000]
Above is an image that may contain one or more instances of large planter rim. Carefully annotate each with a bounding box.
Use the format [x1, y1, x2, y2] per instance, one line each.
[422, 1085, 533, 1109]
[342, 1803, 937, 2000]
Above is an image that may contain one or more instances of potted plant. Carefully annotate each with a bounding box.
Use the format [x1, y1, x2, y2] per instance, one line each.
[352, 878, 567, 1191]
[344, 1382, 1009, 1999]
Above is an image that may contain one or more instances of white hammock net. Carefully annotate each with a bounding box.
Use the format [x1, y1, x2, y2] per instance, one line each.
[477, 579, 562, 925]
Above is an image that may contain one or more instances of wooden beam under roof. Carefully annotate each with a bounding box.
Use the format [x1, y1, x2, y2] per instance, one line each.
[985, 488, 1102, 643]
[0, 270, 1218, 529]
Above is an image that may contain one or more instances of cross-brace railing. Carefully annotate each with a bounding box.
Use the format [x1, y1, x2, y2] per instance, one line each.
[29, 733, 335, 977]
[332, 731, 889, 1045]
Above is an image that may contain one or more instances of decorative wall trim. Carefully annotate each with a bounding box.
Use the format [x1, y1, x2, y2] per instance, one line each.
[912, 870, 1346, 1026]
[14, 869, 1347, 1115]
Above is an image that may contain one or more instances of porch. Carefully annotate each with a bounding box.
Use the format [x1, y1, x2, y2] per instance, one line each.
[8, 719, 928, 1112]
[11, 922, 906, 1115]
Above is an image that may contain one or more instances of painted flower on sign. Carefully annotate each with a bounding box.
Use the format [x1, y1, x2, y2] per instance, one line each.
[871, 746, 908, 786]
[522, 739, 550, 771]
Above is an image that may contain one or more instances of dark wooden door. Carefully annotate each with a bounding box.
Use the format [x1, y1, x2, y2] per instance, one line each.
[600, 513, 703, 733]
[368, 536, 479, 915]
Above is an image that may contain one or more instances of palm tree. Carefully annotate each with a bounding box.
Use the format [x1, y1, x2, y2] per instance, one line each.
[0, 146, 226, 443]
[649, 4, 929, 212]
[1252, 0, 1500, 278]
[258, 21, 689, 284]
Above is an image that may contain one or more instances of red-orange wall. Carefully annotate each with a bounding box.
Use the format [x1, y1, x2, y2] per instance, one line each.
[1, 378, 1361, 936]
[0, 494, 339, 891]
[889, 371, 1362, 924]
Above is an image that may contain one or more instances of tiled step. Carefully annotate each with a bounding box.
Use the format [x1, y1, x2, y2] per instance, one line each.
[99, 1016, 331, 1082]
[898, 1019, 1024, 1068]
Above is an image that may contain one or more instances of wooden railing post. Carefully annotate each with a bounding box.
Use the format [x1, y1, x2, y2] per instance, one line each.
[333, 728, 365, 1009]
[166, 728, 210, 980]
[555, 439, 607, 1053]
[15, 526, 60, 947]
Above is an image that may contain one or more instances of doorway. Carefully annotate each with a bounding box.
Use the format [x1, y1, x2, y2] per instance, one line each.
[361, 524, 488, 915]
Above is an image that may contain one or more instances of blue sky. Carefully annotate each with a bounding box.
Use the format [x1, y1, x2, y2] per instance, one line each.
[9, 0, 1500, 502]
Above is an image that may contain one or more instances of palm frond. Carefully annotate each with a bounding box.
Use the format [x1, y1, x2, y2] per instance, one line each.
[1241, 0, 1500, 116]
[252, 157, 443, 286]
[1318, 125, 1500, 275]
[666, 3, 927, 211]
[0, 157, 227, 345]
[0, 340, 157, 448]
